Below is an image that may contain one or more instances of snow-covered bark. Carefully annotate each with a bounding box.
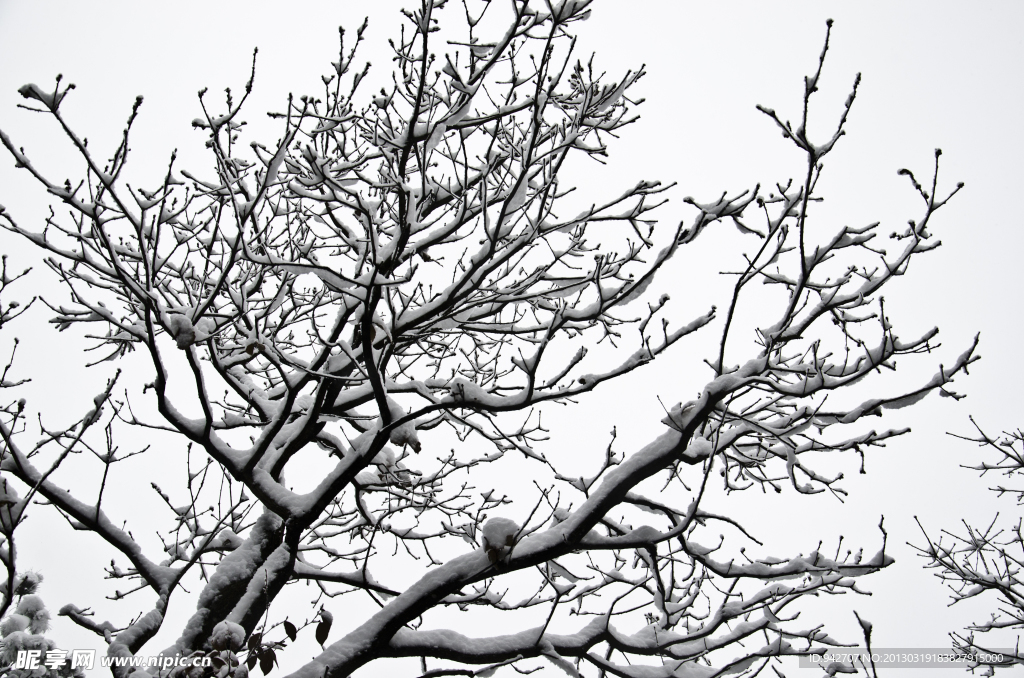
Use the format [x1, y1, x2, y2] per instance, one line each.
[0, 3, 973, 677]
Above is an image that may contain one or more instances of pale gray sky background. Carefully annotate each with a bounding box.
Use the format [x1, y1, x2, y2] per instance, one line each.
[0, 2, 1022, 676]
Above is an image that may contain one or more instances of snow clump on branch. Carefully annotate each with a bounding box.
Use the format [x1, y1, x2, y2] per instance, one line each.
[211, 620, 246, 651]
[482, 517, 520, 563]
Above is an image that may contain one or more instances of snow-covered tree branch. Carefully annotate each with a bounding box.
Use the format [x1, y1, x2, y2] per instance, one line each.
[916, 418, 1024, 673]
[0, 254, 37, 622]
[0, 2, 974, 677]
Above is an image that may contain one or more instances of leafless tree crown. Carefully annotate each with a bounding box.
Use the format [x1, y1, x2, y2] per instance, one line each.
[0, 3, 973, 677]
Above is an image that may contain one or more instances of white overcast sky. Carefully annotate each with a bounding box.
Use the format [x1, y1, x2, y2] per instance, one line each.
[0, 2, 1022, 676]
